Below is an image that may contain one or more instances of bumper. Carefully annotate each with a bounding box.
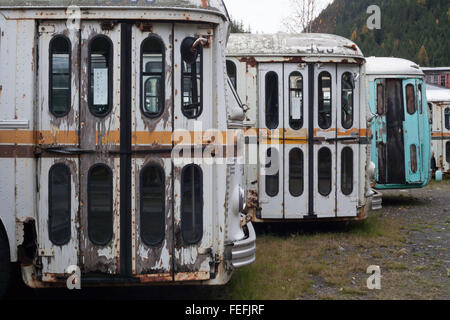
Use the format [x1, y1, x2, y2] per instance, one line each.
[231, 222, 256, 268]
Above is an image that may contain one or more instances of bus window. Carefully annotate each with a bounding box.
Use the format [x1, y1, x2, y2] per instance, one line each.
[49, 164, 71, 246]
[181, 37, 203, 119]
[88, 164, 113, 246]
[181, 164, 203, 244]
[289, 148, 304, 197]
[226, 60, 237, 90]
[377, 83, 385, 115]
[49, 36, 71, 117]
[417, 84, 423, 114]
[445, 107, 450, 130]
[318, 147, 332, 196]
[89, 35, 113, 117]
[289, 72, 303, 130]
[318, 72, 332, 129]
[341, 72, 354, 129]
[341, 147, 353, 195]
[141, 36, 164, 118]
[265, 71, 279, 129]
[265, 148, 279, 197]
[406, 84, 416, 115]
[140, 165, 165, 246]
[410, 145, 418, 173]
[446, 142, 450, 164]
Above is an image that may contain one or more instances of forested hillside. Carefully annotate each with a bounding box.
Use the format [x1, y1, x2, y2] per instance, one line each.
[310, 0, 450, 66]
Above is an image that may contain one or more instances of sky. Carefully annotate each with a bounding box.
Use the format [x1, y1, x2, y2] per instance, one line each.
[223, 0, 333, 34]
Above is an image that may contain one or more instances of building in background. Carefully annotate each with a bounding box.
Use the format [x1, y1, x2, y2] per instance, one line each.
[422, 67, 450, 89]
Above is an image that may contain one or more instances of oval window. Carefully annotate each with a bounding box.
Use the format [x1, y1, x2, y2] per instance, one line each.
[318, 147, 332, 196]
[265, 72, 279, 130]
[341, 72, 354, 129]
[142, 36, 165, 118]
[49, 36, 71, 117]
[289, 72, 303, 130]
[406, 84, 416, 115]
[265, 148, 280, 197]
[89, 35, 113, 117]
[318, 72, 332, 129]
[88, 164, 113, 246]
[289, 148, 304, 197]
[49, 163, 71, 246]
[341, 147, 353, 195]
[140, 164, 166, 246]
[181, 164, 203, 245]
[181, 37, 203, 119]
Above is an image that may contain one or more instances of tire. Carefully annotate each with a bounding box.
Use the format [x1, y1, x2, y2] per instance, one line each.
[0, 225, 12, 298]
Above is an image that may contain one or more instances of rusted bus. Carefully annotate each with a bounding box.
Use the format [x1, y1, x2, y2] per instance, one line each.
[426, 84, 450, 175]
[0, 0, 256, 293]
[366, 58, 432, 190]
[227, 33, 377, 222]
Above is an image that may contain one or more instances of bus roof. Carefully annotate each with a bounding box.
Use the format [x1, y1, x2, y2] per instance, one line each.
[0, 0, 229, 18]
[227, 33, 364, 60]
[426, 84, 450, 103]
[366, 57, 424, 77]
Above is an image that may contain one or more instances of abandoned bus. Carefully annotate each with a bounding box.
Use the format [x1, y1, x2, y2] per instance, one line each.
[0, 0, 256, 294]
[366, 57, 431, 190]
[226, 33, 380, 222]
[426, 84, 450, 176]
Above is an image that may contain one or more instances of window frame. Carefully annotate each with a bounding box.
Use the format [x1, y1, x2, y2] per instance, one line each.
[48, 163, 72, 246]
[180, 164, 204, 245]
[49, 35, 72, 118]
[88, 34, 114, 118]
[87, 163, 114, 246]
[140, 163, 166, 247]
[341, 72, 354, 129]
[289, 71, 304, 130]
[181, 37, 203, 119]
[140, 35, 165, 119]
[318, 71, 332, 130]
[265, 71, 279, 130]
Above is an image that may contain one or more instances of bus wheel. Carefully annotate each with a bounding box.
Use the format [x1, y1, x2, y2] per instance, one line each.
[0, 226, 11, 298]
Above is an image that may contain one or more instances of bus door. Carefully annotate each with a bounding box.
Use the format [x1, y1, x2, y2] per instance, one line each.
[403, 79, 422, 183]
[130, 24, 174, 282]
[37, 22, 81, 277]
[258, 64, 284, 219]
[283, 64, 309, 219]
[172, 24, 215, 281]
[313, 64, 337, 218]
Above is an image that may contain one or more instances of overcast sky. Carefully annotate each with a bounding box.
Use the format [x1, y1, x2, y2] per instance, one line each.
[223, 0, 333, 34]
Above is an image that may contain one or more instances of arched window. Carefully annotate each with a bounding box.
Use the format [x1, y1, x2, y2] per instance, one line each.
[265, 71, 279, 129]
[226, 60, 237, 90]
[289, 72, 303, 130]
[181, 164, 203, 244]
[88, 164, 113, 246]
[265, 148, 279, 197]
[318, 147, 332, 196]
[141, 36, 165, 118]
[49, 163, 71, 245]
[181, 37, 203, 119]
[341, 72, 354, 129]
[140, 164, 165, 246]
[49, 35, 71, 117]
[318, 72, 332, 129]
[89, 35, 113, 117]
[406, 84, 416, 115]
[289, 148, 304, 197]
[341, 148, 353, 195]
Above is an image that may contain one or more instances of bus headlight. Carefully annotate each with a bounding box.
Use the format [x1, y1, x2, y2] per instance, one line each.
[233, 185, 246, 214]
